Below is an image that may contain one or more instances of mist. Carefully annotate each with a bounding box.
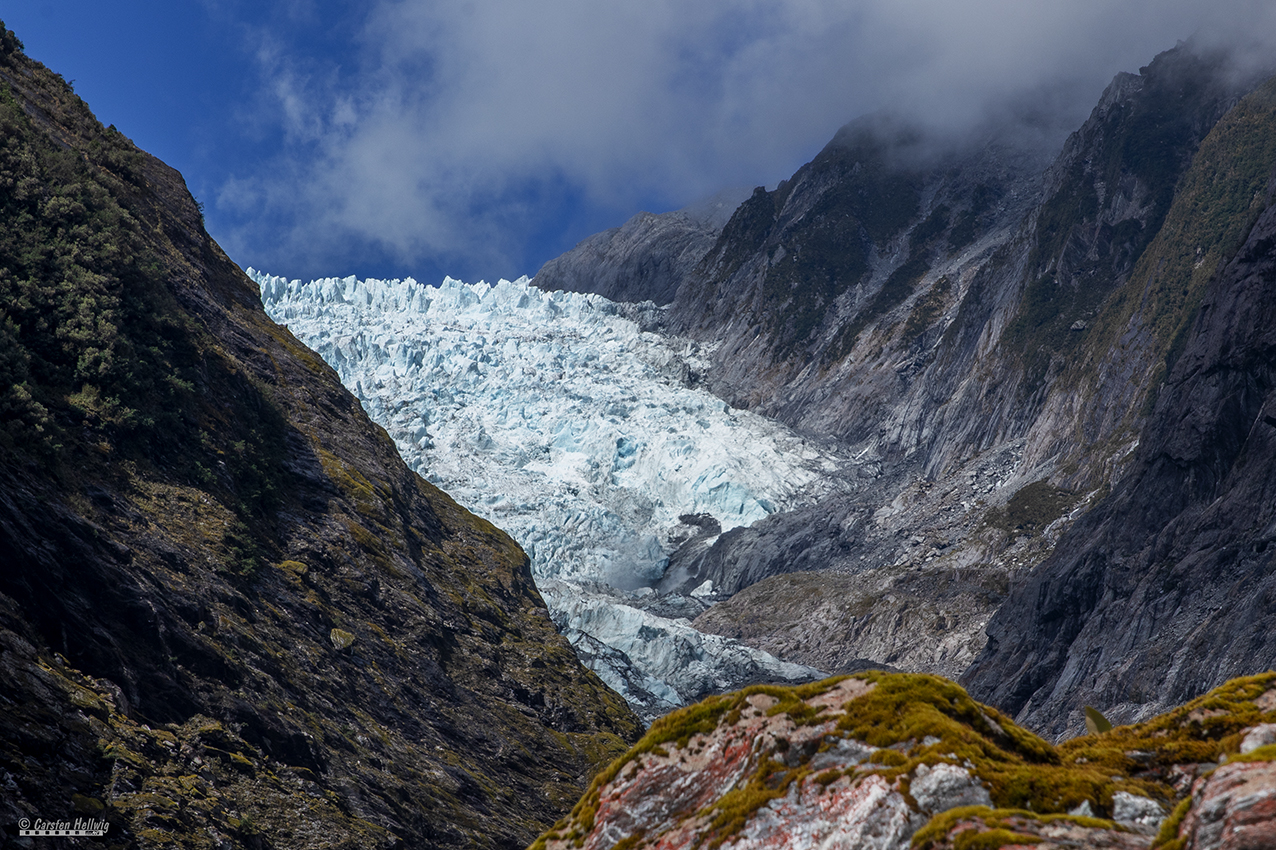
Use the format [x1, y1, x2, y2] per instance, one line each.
[207, 0, 1276, 282]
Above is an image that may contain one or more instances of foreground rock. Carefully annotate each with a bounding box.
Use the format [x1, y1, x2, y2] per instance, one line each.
[532, 671, 1276, 850]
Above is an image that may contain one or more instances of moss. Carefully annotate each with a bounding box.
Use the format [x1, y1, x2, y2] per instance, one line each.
[813, 768, 843, 786]
[983, 480, 1075, 537]
[1059, 672, 1276, 770]
[278, 559, 308, 575]
[912, 806, 1116, 850]
[543, 672, 1267, 848]
[317, 446, 392, 522]
[1226, 742, 1276, 763]
[611, 831, 647, 850]
[71, 792, 105, 815]
[102, 740, 151, 769]
[700, 756, 796, 848]
[229, 751, 256, 773]
[872, 749, 910, 767]
[953, 827, 1042, 849]
[1152, 797, 1192, 850]
[136, 828, 177, 844]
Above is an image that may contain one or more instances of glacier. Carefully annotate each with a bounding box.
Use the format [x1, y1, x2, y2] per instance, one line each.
[253, 270, 841, 719]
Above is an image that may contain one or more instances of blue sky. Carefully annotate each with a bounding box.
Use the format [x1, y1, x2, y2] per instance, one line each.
[2, 1, 1271, 285]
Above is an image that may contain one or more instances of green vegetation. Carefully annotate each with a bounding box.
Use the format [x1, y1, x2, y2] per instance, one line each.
[536, 671, 1276, 849]
[1085, 75, 1276, 401]
[1152, 798, 1192, 850]
[983, 480, 1075, 537]
[329, 627, 356, 650]
[829, 672, 1118, 815]
[0, 31, 290, 551]
[0, 80, 196, 458]
[1060, 672, 1276, 771]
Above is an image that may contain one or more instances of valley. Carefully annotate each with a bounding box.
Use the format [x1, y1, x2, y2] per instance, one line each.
[2, 14, 1276, 850]
[253, 271, 840, 719]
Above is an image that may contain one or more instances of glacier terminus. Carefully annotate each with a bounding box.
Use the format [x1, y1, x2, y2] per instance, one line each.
[254, 270, 845, 718]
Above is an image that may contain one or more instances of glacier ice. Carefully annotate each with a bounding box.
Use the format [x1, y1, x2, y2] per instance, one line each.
[253, 269, 840, 719]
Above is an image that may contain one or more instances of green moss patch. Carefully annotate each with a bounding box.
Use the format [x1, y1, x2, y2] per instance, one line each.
[536, 672, 1276, 850]
[983, 480, 1075, 537]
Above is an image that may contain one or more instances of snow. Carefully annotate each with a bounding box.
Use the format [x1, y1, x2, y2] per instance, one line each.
[253, 269, 839, 719]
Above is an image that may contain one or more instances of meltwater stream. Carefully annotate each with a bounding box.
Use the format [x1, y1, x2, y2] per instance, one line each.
[254, 270, 847, 720]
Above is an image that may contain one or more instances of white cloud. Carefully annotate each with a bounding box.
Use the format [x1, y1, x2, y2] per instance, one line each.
[214, 0, 1276, 280]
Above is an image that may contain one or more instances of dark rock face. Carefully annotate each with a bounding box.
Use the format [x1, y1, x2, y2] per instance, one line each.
[533, 210, 714, 305]
[0, 24, 639, 850]
[962, 155, 1276, 738]
[647, 51, 1248, 655]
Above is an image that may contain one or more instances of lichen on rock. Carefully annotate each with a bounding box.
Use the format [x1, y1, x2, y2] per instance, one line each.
[532, 672, 1276, 850]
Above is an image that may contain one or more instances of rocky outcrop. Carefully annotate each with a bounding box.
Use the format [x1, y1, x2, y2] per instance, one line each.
[693, 569, 1004, 682]
[962, 80, 1276, 738]
[532, 189, 750, 306]
[533, 671, 1276, 850]
[0, 23, 639, 850]
[1178, 760, 1276, 850]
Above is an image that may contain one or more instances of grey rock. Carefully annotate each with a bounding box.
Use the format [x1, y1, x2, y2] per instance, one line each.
[910, 762, 992, 813]
[1112, 791, 1165, 830]
[1068, 800, 1095, 817]
[1241, 724, 1276, 754]
[963, 137, 1276, 735]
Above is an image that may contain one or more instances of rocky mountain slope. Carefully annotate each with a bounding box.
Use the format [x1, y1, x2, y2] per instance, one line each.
[963, 94, 1276, 735]
[0, 23, 639, 850]
[533, 670, 1276, 850]
[533, 188, 751, 307]
[536, 42, 1276, 730]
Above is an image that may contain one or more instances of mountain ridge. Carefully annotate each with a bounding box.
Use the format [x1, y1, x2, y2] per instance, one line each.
[0, 22, 640, 849]
[534, 41, 1276, 737]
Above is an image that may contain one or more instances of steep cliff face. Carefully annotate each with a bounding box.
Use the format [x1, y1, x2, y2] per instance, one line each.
[0, 24, 639, 850]
[669, 46, 1246, 477]
[532, 41, 1276, 733]
[963, 95, 1276, 736]
[668, 115, 1049, 440]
